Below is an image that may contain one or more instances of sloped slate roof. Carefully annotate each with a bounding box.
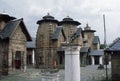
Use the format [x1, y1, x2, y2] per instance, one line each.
[93, 36, 100, 44]
[80, 47, 90, 53]
[89, 50, 104, 56]
[109, 39, 120, 50]
[27, 38, 36, 48]
[51, 27, 62, 40]
[0, 13, 16, 22]
[0, 19, 21, 39]
[76, 27, 84, 38]
[70, 27, 84, 42]
[0, 18, 32, 41]
[51, 26, 66, 40]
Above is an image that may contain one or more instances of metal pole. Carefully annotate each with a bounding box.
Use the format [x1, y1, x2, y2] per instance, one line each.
[103, 14, 106, 46]
[103, 14, 108, 81]
[105, 53, 108, 81]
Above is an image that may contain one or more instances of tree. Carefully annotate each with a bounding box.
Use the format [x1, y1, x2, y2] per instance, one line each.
[100, 44, 106, 49]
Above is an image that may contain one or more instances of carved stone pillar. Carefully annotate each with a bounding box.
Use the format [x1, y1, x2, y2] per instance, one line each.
[65, 45, 81, 81]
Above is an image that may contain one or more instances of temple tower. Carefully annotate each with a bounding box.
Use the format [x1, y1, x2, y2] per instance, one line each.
[36, 13, 59, 68]
[83, 24, 96, 49]
[0, 12, 15, 31]
[59, 16, 81, 43]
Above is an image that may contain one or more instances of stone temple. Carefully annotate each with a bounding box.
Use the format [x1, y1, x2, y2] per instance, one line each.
[35, 13, 103, 69]
[0, 12, 32, 75]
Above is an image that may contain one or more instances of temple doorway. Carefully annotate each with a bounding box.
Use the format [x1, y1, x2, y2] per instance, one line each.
[15, 51, 21, 69]
[57, 51, 65, 68]
[94, 56, 99, 65]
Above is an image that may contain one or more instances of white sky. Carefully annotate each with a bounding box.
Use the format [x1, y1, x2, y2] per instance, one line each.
[1, 0, 120, 44]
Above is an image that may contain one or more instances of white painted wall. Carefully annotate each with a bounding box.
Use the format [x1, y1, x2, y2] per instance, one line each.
[91, 56, 95, 65]
[32, 49, 35, 65]
[99, 56, 103, 65]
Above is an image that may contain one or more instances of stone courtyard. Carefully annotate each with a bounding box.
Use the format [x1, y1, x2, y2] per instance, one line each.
[0, 65, 111, 81]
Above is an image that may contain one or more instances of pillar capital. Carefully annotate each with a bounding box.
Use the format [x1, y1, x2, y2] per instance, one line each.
[65, 45, 81, 51]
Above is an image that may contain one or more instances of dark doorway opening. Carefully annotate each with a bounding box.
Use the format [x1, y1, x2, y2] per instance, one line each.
[95, 56, 99, 65]
[57, 51, 65, 69]
[58, 51, 64, 64]
[88, 56, 92, 65]
[27, 55, 32, 64]
[15, 51, 21, 69]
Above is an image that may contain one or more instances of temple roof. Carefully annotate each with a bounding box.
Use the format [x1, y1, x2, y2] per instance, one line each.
[59, 16, 81, 25]
[0, 13, 16, 22]
[51, 26, 66, 41]
[93, 36, 100, 44]
[0, 18, 32, 41]
[37, 13, 59, 24]
[70, 27, 84, 42]
[43, 13, 54, 20]
[109, 38, 120, 51]
[80, 47, 90, 53]
[83, 24, 96, 32]
[89, 50, 104, 56]
[27, 37, 36, 48]
[75, 27, 84, 38]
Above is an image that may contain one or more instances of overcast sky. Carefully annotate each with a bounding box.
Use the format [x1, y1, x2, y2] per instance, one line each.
[1, 0, 120, 44]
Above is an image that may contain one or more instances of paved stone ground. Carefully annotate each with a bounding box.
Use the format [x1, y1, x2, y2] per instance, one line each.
[0, 65, 111, 81]
[81, 65, 111, 81]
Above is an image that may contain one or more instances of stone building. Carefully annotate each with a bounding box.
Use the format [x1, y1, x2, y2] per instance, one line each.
[81, 24, 103, 66]
[0, 13, 31, 75]
[105, 38, 120, 81]
[26, 38, 35, 66]
[89, 50, 104, 65]
[80, 47, 90, 66]
[36, 13, 84, 68]
[35, 13, 102, 68]
[83, 24, 96, 49]
[36, 13, 66, 68]
[59, 16, 82, 43]
[57, 17, 84, 68]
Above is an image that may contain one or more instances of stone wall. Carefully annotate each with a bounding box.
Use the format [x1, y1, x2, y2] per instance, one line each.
[0, 21, 6, 31]
[8, 26, 27, 71]
[83, 32, 95, 49]
[62, 24, 77, 43]
[0, 40, 9, 75]
[36, 22, 58, 68]
[111, 53, 120, 81]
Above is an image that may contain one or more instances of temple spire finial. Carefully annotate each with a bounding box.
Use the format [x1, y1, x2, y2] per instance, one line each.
[67, 16, 70, 18]
[47, 12, 50, 16]
[3, 9, 5, 13]
[86, 23, 89, 27]
[2, 9, 7, 15]
[84, 23, 91, 30]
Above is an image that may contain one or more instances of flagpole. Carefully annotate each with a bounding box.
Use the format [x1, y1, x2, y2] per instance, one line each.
[103, 14, 108, 81]
[103, 14, 106, 46]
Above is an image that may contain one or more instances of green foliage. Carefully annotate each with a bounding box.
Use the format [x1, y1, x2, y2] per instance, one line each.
[100, 44, 106, 49]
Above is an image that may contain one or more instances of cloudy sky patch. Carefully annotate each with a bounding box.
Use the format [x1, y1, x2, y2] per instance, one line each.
[1, 0, 120, 44]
